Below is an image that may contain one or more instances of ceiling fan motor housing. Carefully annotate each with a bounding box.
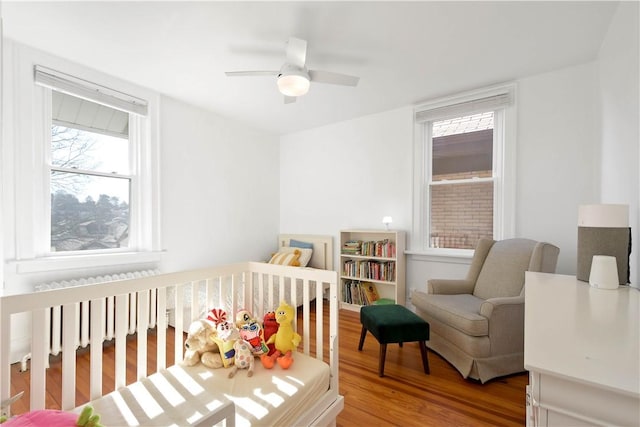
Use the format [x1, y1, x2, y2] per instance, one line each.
[277, 63, 310, 97]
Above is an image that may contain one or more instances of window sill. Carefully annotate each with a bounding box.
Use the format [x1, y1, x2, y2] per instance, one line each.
[405, 248, 473, 264]
[8, 251, 164, 274]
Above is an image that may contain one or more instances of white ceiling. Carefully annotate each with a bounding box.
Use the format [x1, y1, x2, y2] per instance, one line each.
[2, 1, 619, 135]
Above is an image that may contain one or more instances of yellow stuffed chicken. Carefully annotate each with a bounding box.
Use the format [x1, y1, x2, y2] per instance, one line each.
[260, 301, 301, 369]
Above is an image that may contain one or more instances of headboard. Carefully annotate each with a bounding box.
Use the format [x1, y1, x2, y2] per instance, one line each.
[278, 234, 334, 271]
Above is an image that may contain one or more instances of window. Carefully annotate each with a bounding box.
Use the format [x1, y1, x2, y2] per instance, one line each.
[49, 91, 132, 252]
[412, 84, 516, 253]
[4, 45, 160, 273]
[429, 112, 494, 249]
[21, 64, 161, 265]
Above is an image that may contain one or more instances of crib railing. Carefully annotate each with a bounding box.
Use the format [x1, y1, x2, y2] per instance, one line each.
[20, 270, 160, 371]
[0, 262, 338, 416]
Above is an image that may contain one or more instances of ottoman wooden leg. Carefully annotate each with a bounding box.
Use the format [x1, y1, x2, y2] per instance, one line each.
[419, 341, 430, 374]
[358, 325, 367, 351]
[379, 343, 387, 377]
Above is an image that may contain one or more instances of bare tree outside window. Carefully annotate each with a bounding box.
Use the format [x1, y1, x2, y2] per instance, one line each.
[49, 93, 131, 252]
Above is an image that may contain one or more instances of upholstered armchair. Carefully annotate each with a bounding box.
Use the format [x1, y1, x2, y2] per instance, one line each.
[411, 238, 559, 383]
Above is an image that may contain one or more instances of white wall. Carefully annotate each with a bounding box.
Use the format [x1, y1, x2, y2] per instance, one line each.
[279, 106, 413, 264]
[516, 62, 600, 275]
[598, 1, 639, 286]
[280, 62, 604, 300]
[160, 97, 280, 272]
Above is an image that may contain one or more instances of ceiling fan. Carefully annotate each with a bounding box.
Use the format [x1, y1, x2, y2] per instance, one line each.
[225, 37, 360, 104]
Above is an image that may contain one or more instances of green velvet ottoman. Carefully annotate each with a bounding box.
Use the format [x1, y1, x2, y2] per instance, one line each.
[358, 304, 430, 377]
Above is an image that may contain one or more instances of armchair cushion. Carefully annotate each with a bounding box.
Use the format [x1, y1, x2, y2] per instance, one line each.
[473, 239, 537, 300]
[427, 278, 475, 295]
[411, 292, 487, 337]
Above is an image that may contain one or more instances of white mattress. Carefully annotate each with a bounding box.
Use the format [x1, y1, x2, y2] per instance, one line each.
[83, 352, 331, 426]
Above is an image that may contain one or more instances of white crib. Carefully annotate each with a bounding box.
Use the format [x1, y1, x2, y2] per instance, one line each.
[0, 262, 343, 426]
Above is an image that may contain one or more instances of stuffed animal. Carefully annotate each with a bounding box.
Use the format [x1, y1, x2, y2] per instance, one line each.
[262, 311, 279, 356]
[228, 338, 255, 378]
[236, 309, 268, 355]
[0, 406, 103, 427]
[213, 320, 240, 368]
[235, 309, 253, 328]
[261, 301, 301, 369]
[183, 319, 223, 369]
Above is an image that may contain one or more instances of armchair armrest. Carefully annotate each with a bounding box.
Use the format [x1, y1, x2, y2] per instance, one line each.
[480, 296, 525, 355]
[427, 279, 475, 294]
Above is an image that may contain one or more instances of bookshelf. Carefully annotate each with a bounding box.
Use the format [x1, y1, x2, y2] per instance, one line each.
[339, 229, 406, 311]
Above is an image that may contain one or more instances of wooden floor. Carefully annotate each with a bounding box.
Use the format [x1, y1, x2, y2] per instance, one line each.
[337, 308, 528, 427]
[10, 305, 527, 426]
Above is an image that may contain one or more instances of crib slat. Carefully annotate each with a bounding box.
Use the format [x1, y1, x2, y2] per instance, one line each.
[106, 296, 115, 340]
[115, 294, 128, 389]
[257, 273, 265, 318]
[137, 290, 149, 380]
[157, 287, 167, 371]
[174, 285, 184, 363]
[81, 300, 90, 347]
[279, 275, 285, 306]
[51, 305, 61, 356]
[268, 274, 274, 310]
[90, 298, 105, 400]
[0, 306, 10, 415]
[149, 288, 157, 329]
[303, 279, 310, 355]
[230, 275, 237, 320]
[204, 279, 216, 317]
[129, 292, 137, 335]
[329, 274, 339, 392]
[30, 308, 48, 410]
[61, 303, 78, 410]
[316, 282, 324, 360]
[191, 281, 199, 323]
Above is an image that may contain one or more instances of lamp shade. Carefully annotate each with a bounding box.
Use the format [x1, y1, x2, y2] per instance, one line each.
[578, 204, 628, 227]
[277, 73, 310, 97]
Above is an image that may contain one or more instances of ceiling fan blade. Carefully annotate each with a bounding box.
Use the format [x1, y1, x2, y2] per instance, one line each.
[225, 70, 278, 77]
[284, 95, 297, 104]
[286, 37, 307, 69]
[309, 70, 359, 87]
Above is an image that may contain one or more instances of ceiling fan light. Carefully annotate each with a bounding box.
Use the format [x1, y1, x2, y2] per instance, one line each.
[277, 74, 310, 97]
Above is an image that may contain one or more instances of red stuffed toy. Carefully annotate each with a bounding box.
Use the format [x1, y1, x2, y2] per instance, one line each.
[262, 311, 279, 356]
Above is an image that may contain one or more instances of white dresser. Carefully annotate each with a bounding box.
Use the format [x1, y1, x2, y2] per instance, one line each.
[524, 272, 640, 426]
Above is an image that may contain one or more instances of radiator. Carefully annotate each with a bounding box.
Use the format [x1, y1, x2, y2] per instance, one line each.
[22, 270, 160, 371]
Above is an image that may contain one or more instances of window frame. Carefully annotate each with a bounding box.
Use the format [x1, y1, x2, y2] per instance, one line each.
[5, 47, 161, 274]
[410, 83, 517, 257]
[46, 120, 135, 255]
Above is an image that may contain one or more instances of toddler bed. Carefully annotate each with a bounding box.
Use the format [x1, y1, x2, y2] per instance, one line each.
[0, 261, 342, 426]
[167, 234, 334, 331]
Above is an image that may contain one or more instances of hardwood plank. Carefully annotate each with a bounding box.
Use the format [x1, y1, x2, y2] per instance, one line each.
[9, 305, 527, 426]
[9, 327, 179, 416]
[337, 308, 527, 427]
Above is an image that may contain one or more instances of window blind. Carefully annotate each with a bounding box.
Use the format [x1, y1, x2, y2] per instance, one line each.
[34, 65, 148, 116]
[415, 90, 513, 123]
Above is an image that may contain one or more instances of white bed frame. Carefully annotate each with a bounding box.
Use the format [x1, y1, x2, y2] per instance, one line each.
[277, 233, 334, 271]
[0, 262, 343, 426]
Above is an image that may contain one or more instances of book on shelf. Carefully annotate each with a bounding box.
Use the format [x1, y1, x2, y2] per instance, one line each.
[342, 240, 363, 255]
[342, 259, 396, 282]
[362, 282, 380, 304]
[354, 239, 397, 258]
[342, 280, 385, 306]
